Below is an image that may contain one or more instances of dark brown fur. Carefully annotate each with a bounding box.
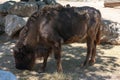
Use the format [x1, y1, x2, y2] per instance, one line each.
[13, 5, 102, 72]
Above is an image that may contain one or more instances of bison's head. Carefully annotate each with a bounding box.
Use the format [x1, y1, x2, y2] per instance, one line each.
[13, 45, 35, 70]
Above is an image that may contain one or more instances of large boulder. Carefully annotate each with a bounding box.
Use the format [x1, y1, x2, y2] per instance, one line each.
[36, 1, 46, 9]
[101, 20, 120, 45]
[0, 1, 16, 35]
[8, 2, 38, 17]
[0, 1, 16, 15]
[5, 15, 28, 37]
[43, 0, 57, 5]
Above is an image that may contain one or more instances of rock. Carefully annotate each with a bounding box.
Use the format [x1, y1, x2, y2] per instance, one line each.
[36, 1, 46, 9]
[101, 19, 120, 45]
[43, 0, 57, 5]
[0, 1, 16, 15]
[5, 15, 28, 37]
[0, 1, 16, 35]
[8, 2, 38, 17]
[0, 70, 16, 80]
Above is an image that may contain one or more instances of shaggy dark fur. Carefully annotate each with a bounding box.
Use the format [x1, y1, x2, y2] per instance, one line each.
[13, 4, 102, 72]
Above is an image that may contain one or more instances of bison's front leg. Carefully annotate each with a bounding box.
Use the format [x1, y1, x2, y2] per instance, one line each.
[40, 54, 49, 72]
[54, 44, 63, 72]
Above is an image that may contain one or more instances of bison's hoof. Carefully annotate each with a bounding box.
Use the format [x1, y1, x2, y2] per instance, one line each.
[38, 68, 45, 73]
[89, 59, 95, 66]
[57, 69, 63, 73]
[57, 68, 63, 73]
[83, 61, 89, 67]
[38, 70, 44, 73]
[81, 63, 89, 69]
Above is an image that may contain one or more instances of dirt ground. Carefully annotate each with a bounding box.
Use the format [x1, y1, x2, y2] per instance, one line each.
[0, 0, 120, 80]
[0, 34, 120, 80]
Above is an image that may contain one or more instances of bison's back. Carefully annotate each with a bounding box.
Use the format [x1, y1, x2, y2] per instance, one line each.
[45, 7, 89, 43]
[20, 6, 101, 46]
[50, 6, 101, 43]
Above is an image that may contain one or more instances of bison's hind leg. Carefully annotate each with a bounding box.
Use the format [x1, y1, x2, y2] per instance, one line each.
[83, 36, 94, 67]
[89, 40, 97, 65]
[89, 24, 101, 65]
[83, 28, 98, 67]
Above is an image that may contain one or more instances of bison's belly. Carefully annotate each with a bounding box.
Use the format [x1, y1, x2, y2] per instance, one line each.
[64, 33, 87, 44]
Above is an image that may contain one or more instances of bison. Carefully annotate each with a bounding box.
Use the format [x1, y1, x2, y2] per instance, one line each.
[13, 5, 102, 72]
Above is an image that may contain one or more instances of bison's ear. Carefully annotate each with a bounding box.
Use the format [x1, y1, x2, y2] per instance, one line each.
[13, 47, 19, 53]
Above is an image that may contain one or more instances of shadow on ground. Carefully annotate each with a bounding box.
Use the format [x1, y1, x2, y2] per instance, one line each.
[0, 37, 120, 80]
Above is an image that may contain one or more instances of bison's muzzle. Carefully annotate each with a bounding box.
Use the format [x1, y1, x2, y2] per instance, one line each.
[16, 65, 32, 70]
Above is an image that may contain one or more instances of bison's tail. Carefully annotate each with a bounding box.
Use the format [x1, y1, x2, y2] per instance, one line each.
[96, 24, 101, 45]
